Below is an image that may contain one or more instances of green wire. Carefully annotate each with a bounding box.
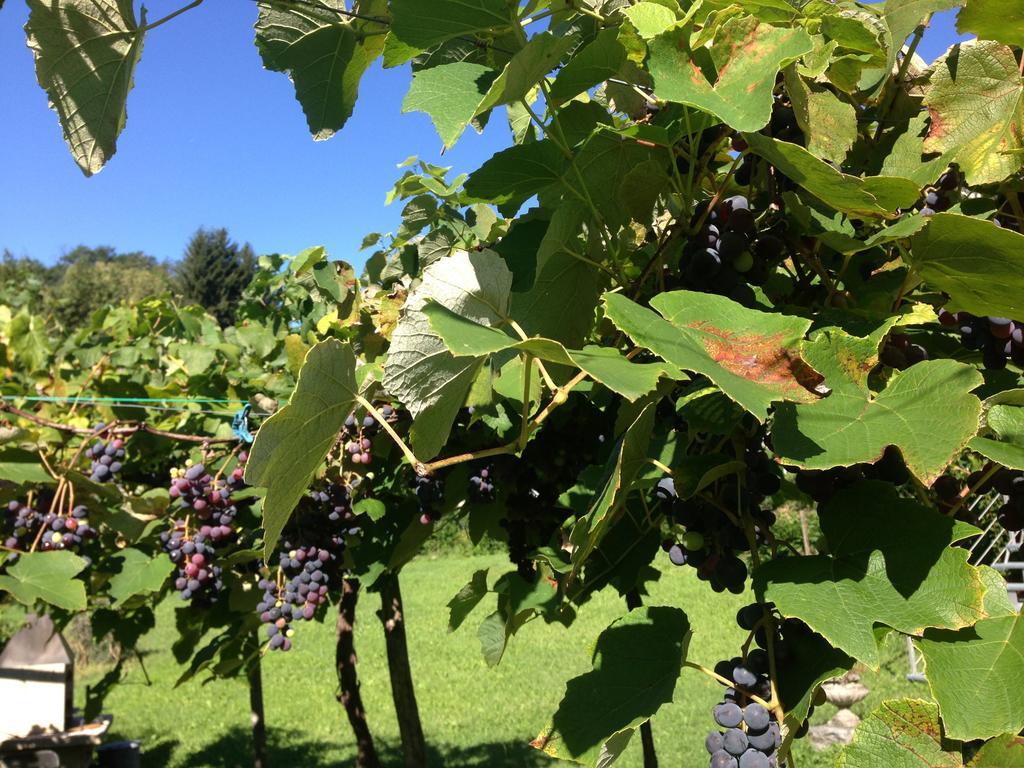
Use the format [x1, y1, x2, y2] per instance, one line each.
[0, 395, 248, 404]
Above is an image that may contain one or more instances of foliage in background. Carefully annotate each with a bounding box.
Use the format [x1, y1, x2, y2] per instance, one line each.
[175, 228, 256, 326]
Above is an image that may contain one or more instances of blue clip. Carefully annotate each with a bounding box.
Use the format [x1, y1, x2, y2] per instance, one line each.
[232, 404, 254, 444]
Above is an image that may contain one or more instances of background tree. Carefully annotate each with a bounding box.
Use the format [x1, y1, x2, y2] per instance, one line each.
[175, 228, 255, 326]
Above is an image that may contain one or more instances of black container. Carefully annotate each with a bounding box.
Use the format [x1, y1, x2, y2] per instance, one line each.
[95, 741, 141, 768]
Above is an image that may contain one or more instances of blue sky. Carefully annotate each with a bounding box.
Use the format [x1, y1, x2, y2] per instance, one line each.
[0, 3, 968, 267]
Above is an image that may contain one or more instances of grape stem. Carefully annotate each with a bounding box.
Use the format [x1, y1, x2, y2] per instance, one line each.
[354, 396, 420, 470]
[873, 16, 931, 142]
[508, 320, 558, 391]
[946, 462, 999, 519]
[683, 662, 774, 711]
[519, 353, 534, 450]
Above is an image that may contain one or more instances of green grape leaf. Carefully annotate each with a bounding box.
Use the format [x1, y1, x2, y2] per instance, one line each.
[969, 389, 1024, 469]
[402, 63, 497, 148]
[107, 549, 174, 603]
[383, 250, 513, 461]
[923, 42, 1024, 186]
[648, 18, 812, 132]
[423, 303, 676, 401]
[970, 735, 1024, 767]
[532, 606, 690, 765]
[603, 290, 822, 421]
[448, 568, 489, 632]
[621, 2, 678, 39]
[743, 133, 919, 216]
[857, 0, 958, 93]
[463, 141, 569, 210]
[836, 698, 963, 768]
[389, 0, 510, 62]
[777, 629, 854, 734]
[918, 614, 1024, 740]
[549, 27, 627, 105]
[957, 0, 1024, 52]
[772, 325, 983, 484]
[784, 66, 857, 164]
[405, 32, 572, 148]
[567, 128, 671, 230]
[477, 32, 574, 114]
[245, 339, 359, 556]
[881, 114, 960, 187]
[568, 405, 656, 575]
[0, 551, 88, 611]
[25, 0, 146, 176]
[509, 204, 604, 348]
[909, 213, 1024, 319]
[477, 610, 508, 667]
[255, 0, 387, 141]
[978, 564, 1017, 618]
[755, 482, 987, 667]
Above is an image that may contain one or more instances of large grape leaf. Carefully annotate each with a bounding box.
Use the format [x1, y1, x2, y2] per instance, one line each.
[107, 549, 174, 603]
[859, 0, 958, 91]
[918, 614, 1024, 740]
[743, 133, 919, 217]
[755, 482, 987, 667]
[771, 325, 983, 484]
[970, 736, 1024, 767]
[255, 0, 387, 141]
[403, 63, 497, 148]
[836, 699, 964, 768]
[25, 0, 146, 176]
[245, 339, 359, 556]
[568, 405, 656, 577]
[957, 0, 1024, 59]
[923, 42, 1024, 186]
[603, 291, 822, 422]
[423, 303, 676, 401]
[509, 204, 604, 348]
[0, 551, 88, 611]
[388, 0, 510, 61]
[383, 250, 513, 461]
[404, 32, 571, 148]
[970, 390, 1024, 469]
[532, 606, 690, 765]
[549, 27, 627, 105]
[784, 66, 856, 164]
[881, 114, 961, 187]
[647, 17, 812, 132]
[463, 141, 569, 211]
[909, 213, 1024, 320]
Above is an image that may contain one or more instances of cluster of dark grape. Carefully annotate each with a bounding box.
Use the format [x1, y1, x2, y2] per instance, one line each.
[938, 309, 1024, 370]
[659, 441, 780, 594]
[162, 456, 248, 604]
[259, 484, 352, 651]
[86, 429, 125, 483]
[500, 398, 612, 577]
[795, 446, 908, 505]
[920, 169, 960, 217]
[3, 500, 97, 555]
[880, 332, 929, 370]
[705, 605, 825, 767]
[936, 468, 1024, 531]
[467, 464, 496, 502]
[414, 473, 445, 525]
[341, 405, 395, 466]
[161, 522, 223, 604]
[678, 195, 786, 302]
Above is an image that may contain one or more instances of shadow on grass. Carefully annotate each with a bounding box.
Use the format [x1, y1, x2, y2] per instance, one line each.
[133, 726, 554, 768]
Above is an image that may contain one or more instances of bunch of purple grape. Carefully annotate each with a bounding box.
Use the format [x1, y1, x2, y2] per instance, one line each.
[161, 521, 223, 604]
[162, 456, 249, 604]
[939, 309, 1024, 370]
[680, 196, 785, 301]
[414, 473, 445, 525]
[259, 484, 353, 651]
[4, 501, 96, 555]
[920, 169, 960, 216]
[658, 440, 779, 594]
[342, 406, 394, 466]
[167, 460, 245, 543]
[86, 430, 126, 483]
[467, 464, 496, 502]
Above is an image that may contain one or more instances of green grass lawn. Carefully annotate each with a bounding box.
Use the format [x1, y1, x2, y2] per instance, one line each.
[81, 553, 927, 767]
